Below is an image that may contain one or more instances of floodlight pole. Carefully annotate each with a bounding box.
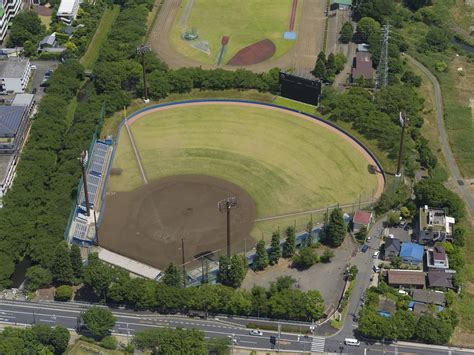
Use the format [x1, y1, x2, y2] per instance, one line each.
[136, 44, 151, 103]
[93, 210, 99, 246]
[218, 197, 237, 257]
[79, 150, 90, 217]
[396, 112, 409, 178]
[181, 238, 186, 288]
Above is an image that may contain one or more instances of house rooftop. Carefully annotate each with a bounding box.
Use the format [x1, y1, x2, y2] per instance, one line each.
[0, 58, 29, 78]
[57, 0, 77, 15]
[332, 0, 352, 5]
[12, 94, 34, 107]
[419, 206, 455, 233]
[357, 43, 370, 52]
[400, 243, 424, 261]
[352, 52, 374, 80]
[428, 270, 454, 289]
[412, 289, 445, 305]
[385, 237, 401, 251]
[387, 269, 426, 286]
[353, 210, 372, 225]
[433, 246, 446, 261]
[0, 106, 27, 136]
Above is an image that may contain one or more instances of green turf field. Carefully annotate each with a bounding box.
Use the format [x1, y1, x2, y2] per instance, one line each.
[109, 104, 378, 220]
[169, 0, 300, 65]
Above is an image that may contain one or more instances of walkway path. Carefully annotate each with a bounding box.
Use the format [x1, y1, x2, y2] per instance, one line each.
[405, 54, 474, 212]
[148, 0, 325, 73]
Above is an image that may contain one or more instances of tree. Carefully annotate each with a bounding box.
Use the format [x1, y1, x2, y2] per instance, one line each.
[425, 27, 450, 52]
[401, 71, 422, 87]
[321, 249, 335, 263]
[347, 265, 358, 281]
[25, 265, 52, 291]
[269, 231, 281, 265]
[356, 17, 381, 43]
[325, 208, 346, 247]
[415, 314, 453, 344]
[404, 0, 432, 11]
[133, 328, 207, 354]
[339, 22, 353, 43]
[218, 255, 247, 288]
[82, 307, 116, 339]
[51, 326, 70, 354]
[453, 226, 466, 247]
[325, 53, 337, 82]
[355, 225, 368, 242]
[69, 244, 83, 281]
[51, 242, 73, 285]
[283, 226, 297, 258]
[206, 337, 231, 355]
[312, 52, 327, 79]
[83, 254, 114, 300]
[305, 290, 325, 320]
[54, 285, 72, 301]
[400, 206, 411, 219]
[7, 10, 46, 51]
[387, 211, 401, 227]
[162, 263, 182, 287]
[292, 247, 319, 270]
[390, 256, 402, 269]
[254, 240, 269, 271]
[414, 180, 465, 219]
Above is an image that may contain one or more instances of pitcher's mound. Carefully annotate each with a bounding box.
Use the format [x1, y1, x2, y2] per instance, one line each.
[100, 175, 256, 269]
[227, 39, 276, 66]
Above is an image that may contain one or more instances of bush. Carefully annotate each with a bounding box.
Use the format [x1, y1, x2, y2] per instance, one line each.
[292, 247, 319, 270]
[100, 336, 117, 350]
[54, 285, 73, 301]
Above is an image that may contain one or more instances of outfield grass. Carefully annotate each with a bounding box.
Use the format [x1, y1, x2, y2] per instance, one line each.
[169, 0, 301, 65]
[109, 104, 378, 222]
[273, 96, 317, 116]
[80, 5, 120, 69]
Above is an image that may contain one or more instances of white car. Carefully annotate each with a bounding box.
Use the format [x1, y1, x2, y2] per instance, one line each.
[30, 64, 37, 70]
[249, 330, 263, 336]
[373, 250, 380, 258]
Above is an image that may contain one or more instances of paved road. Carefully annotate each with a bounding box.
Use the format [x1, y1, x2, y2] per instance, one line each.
[405, 54, 474, 213]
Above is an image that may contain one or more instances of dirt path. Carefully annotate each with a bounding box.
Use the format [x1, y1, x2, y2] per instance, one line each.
[148, 0, 325, 73]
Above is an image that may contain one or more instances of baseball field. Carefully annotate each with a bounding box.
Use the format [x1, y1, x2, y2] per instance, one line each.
[169, 0, 301, 65]
[100, 102, 382, 268]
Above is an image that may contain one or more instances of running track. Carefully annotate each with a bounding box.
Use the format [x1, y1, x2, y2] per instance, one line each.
[289, 0, 298, 32]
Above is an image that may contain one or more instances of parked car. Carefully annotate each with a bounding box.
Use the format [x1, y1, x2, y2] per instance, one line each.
[373, 250, 380, 259]
[249, 330, 263, 336]
[373, 265, 380, 273]
[30, 64, 37, 70]
[361, 245, 369, 253]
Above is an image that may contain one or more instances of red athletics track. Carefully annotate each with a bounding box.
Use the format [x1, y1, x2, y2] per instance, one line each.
[289, 0, 298, 32]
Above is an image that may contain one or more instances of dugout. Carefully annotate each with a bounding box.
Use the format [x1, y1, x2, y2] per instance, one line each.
[279, 71, 321, 106]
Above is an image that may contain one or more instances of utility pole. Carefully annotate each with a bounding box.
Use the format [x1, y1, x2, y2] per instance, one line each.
[374, 23, 390, 91]
[218, 197, 237, 257]
[181, 238, 186, 287]
[396, 112, 409, 177]
[136, 44, 151, 103]
[79, 150, 90, 217]
[93, 210, 99, 246]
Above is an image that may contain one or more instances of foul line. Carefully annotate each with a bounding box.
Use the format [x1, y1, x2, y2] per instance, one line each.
[124, 121, 148, 184]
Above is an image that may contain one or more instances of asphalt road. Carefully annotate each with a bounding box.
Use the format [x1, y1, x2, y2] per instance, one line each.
[405, 54, 474, 213]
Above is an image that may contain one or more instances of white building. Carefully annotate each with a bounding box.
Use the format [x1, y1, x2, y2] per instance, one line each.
[57, 0, 80, 25]
[0, 0, 22, 42]
[0, 58, 32, 93]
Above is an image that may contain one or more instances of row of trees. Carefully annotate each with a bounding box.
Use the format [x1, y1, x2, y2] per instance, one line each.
[80, 254, 325, 321]
[312, 52, 347, 83]
[0, 325, 69, 354]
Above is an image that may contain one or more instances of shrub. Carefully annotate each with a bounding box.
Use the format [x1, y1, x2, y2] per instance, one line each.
[55, 285, 73, 301]
[100, 336, 117, 350]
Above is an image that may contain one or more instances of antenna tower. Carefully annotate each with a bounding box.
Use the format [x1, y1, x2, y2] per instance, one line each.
[374, 23, 390, 90]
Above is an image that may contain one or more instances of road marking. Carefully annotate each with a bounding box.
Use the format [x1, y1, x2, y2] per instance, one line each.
[0, 309, 76, 320]
[239, 340, 258, 344]
[39, 319, 55, 323]
[311, 336, 326, 352]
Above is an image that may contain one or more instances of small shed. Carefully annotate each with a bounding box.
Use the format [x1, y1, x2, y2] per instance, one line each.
[352, 210, 373, 233]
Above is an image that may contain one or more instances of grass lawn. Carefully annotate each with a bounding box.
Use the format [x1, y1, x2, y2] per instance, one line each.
[80, 5, 120, 69]
[273, 96, 318, 116]
[169, 0, 301, 65]
[68, 340, 122, 355]
[109, 104, 378, 224]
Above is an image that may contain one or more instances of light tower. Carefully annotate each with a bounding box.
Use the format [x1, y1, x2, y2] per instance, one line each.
[218, 197, 237, 257]
[374, 23, 390, 91]
[396, 112, 409, 178]
[79, 150, 90, 217]
[136, 44, 152, 103]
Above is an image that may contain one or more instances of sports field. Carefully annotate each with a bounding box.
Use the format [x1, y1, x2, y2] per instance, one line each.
[109, 103, 379, 216]
[169, 0, 301, 65]
[102, 102, 382, 267]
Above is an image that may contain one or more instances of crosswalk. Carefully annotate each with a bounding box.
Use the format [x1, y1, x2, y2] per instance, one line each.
[311, 336, 326, 353]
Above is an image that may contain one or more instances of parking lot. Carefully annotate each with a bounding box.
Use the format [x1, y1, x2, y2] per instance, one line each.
[29, 60, 59, 102]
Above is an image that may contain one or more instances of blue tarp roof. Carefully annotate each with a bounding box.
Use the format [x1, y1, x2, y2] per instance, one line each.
[400, 243, 424, 261]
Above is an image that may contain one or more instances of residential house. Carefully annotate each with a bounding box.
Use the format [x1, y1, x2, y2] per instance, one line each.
[428, 270, 455, 289]
[387, 269, 426, 288]
[57, 0, 80, 25]
[417, 205, 455, 245]
[352, 210, 373, 233]
[426, 246, 449, 270]
[351, 52, 374, 81]
[0, 58, 31, 93]
[331, 0, 352, 10]
[0, 0, 22, 42]
[38, 33, 66, 54]
[412, 289, 445, 306]
[400, 243, 424, 265]
[384, 237, 401, 261]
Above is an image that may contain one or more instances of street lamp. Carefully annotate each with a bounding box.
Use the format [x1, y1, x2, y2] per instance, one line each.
[136, 44, 152, 103]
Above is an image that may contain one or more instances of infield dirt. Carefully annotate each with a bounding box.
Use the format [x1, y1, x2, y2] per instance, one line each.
[100, 175, 256, 269]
